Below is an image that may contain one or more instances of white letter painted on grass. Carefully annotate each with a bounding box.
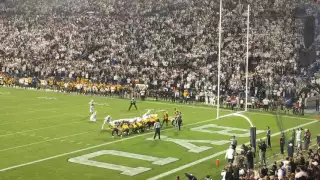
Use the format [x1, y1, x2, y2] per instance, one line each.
[146, 136, 229, 153]
[68, 150, 178, 176]
[190, 124, 264, 137]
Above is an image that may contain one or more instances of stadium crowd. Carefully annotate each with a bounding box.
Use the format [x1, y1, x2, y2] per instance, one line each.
[220, 145, 320, 180]
[0, 0, 320, 179]
[0, 0, 308, 102]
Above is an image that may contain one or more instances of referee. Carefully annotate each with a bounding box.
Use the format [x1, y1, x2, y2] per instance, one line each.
[153, 120, 161, 140]
[128, 97, 138, 110]
[177, 112, 182, 131]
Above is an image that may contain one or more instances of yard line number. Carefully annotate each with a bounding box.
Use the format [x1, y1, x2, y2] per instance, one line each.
[68, 124, 262, 176]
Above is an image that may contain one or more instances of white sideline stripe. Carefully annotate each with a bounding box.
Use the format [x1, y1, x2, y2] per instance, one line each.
[147, 119, 320, 180]
[0, 120, 85, 137]
[0, 132, 89, 152]
[0, 117, 218, 172]
[0, 116, 317, 173]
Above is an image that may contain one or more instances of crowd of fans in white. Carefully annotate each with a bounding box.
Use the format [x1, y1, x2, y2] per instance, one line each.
[0, 0, 320, 179]
[0, 0, 306, 100]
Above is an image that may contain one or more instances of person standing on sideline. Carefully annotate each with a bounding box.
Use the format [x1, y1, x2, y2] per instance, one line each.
[153, 120, 161, 140]
[316, 96, 319, 112]
[296, 128, 302, 151]
[262, 97, 270, 111]
[128, 97, 138, 110]
[225, 146, 235, 163]
[280, 134, 285, 154]
[304, 129, 311, 150]
[258, 140, 267, 165]
[230, 136, 237, 150]
[177, 112, 183, 131]
[266, 126, 271, 148]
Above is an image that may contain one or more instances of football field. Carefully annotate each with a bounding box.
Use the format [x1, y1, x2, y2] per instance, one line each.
[0, 87, 319, 180]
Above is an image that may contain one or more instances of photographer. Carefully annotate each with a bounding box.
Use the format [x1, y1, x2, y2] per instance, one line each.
[258, 139, 267, 165]
[185, 173, 197, 180]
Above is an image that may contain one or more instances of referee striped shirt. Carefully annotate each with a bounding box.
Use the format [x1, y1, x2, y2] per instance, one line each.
[154, 122, 161, 129]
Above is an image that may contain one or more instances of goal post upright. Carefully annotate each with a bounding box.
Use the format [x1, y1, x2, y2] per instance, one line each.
[216, 0, 222, 119]
[245, 5, 250, 112]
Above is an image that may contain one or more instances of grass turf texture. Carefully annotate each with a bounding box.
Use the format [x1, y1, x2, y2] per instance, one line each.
[0, 87, 319, 180]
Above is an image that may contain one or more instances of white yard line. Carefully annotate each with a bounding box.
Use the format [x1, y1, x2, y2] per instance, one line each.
[0, 132, 89, 152]
[0, 112, 84, 126]
[0, 117, 217, 172]
[0, 100, 61, 110]
[147, 120, 319, 180]
[0, 116, 317, 172]
[0, 120, 86, 138]
[0, 104, 85, 117]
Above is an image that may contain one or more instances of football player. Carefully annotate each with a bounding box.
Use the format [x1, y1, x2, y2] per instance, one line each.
[122, 123, 130, 136]
[89, 99, 94, 114]
[90, 111, 97, 122]
[162, 111, 169, 126]
[102, 115, 111, 130]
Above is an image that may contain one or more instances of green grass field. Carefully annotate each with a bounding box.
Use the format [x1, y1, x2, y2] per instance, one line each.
[0, 87, 319, 180]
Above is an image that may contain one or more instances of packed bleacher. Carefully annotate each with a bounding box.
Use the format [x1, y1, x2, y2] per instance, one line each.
[0, 0, 318, 106]
[1, 0, 320, 179]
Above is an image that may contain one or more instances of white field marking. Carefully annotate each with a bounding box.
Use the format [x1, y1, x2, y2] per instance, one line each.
[0, 100, 60, 110]
[70, 141, 75, 143]
[0, 132, 89, 152]
[0, 110, 138, 126]
[0, 120, 86, 138]
[77, 142, 82, 145]
[147, 119, 320, 180]
[0, 117, 219, 172]
[0, 112, 84, 126]
[37, 97, 57, 100]
[0, 86, 314, 121]
[143, 101, 316, 121]
[0, 115, 316, 173]
[0, 104, 85, 117]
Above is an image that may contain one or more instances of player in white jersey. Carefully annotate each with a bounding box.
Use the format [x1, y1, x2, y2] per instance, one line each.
[142, 110, 151, 119]
[101, 115, 112, 130]
[128, 118, 137, 124]
[89, 100, 94, 114]
[296, 128, 302, 149]
[136, 117, 142, 123]
[90, 111, 97, 122]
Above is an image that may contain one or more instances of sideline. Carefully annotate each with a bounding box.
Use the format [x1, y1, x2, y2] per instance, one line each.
[1, 87, 315, 121]
[147, 120, 319, 180]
